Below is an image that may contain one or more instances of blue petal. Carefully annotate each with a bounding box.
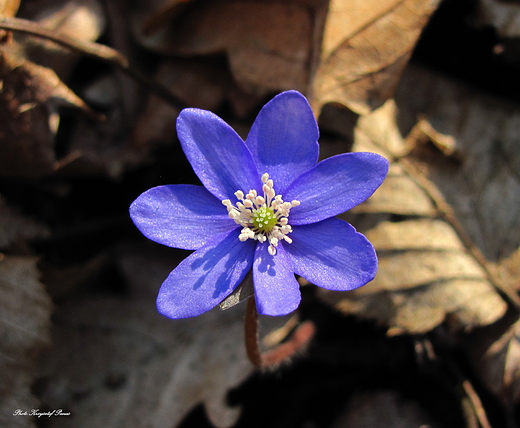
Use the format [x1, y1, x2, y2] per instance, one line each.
[245, 91, 319, 193]
[129, 184, 236, 250]
[285, 218, 377, 290]
[177, 108, 262, 200]
[285, 152, 389, 225]
[252, 243, 301, 316]
[157, 228, 256, 319]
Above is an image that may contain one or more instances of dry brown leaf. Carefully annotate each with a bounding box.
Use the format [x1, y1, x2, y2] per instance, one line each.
[0, 256, 53, 428]
[0, 42, 99, 177]
[313, 0, 440, 115]
[37, 243, 286, 428]
[390, 66, 520, 404]
[323, 217, 506, 334]
[318, 77, 510, 334]
[132, 0, 315, 94]
[331, 391, 442, 428]
[396, 65, 520, 281]
[131, 0, 440, 109]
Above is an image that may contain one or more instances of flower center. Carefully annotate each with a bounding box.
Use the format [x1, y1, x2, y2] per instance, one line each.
[222, 173, 300, 255]
[251, 205, 278, 232]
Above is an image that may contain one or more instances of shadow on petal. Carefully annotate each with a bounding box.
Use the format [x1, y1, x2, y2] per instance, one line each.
[157, 228, 256, 318]
[189, 231, 256, 299]
[253, 243, 301, 316]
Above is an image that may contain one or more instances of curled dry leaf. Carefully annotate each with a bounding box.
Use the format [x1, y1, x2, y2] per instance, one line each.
[37, 243, 286, 428]
[318, 74, 509, 334]
[313, 0, 440, 115]
[0, 256, 53, 428]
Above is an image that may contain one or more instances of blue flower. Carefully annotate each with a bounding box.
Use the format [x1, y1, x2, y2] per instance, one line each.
[130, 91, 388, 318]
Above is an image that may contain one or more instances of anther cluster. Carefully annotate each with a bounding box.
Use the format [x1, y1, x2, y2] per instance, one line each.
[222, 173, 300, 255]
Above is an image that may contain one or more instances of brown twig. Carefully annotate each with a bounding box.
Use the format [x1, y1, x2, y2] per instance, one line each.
[0, 17, 187, 109]
[244, 296, 316, 369]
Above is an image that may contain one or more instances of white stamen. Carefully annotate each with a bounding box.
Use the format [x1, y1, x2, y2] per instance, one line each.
[222, 173, 299, 255]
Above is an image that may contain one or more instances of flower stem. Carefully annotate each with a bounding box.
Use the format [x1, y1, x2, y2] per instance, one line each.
[244, 296, 263, 367]
[244, 296, 316, 369]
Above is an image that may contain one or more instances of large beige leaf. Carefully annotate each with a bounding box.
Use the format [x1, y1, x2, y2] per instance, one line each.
[312, 0, 440, 115]
[389, 65, 520, 405]
[318, 66, 515, 334]
[396, 65, 520, 282]
[0, 256, 53, 428]
[38, 243, 287, 428]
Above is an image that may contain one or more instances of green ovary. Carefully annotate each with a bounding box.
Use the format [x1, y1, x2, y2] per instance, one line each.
[251, 206, 277, 232]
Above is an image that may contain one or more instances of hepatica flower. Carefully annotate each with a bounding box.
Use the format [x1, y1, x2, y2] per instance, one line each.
[130, 91, 388, 319]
